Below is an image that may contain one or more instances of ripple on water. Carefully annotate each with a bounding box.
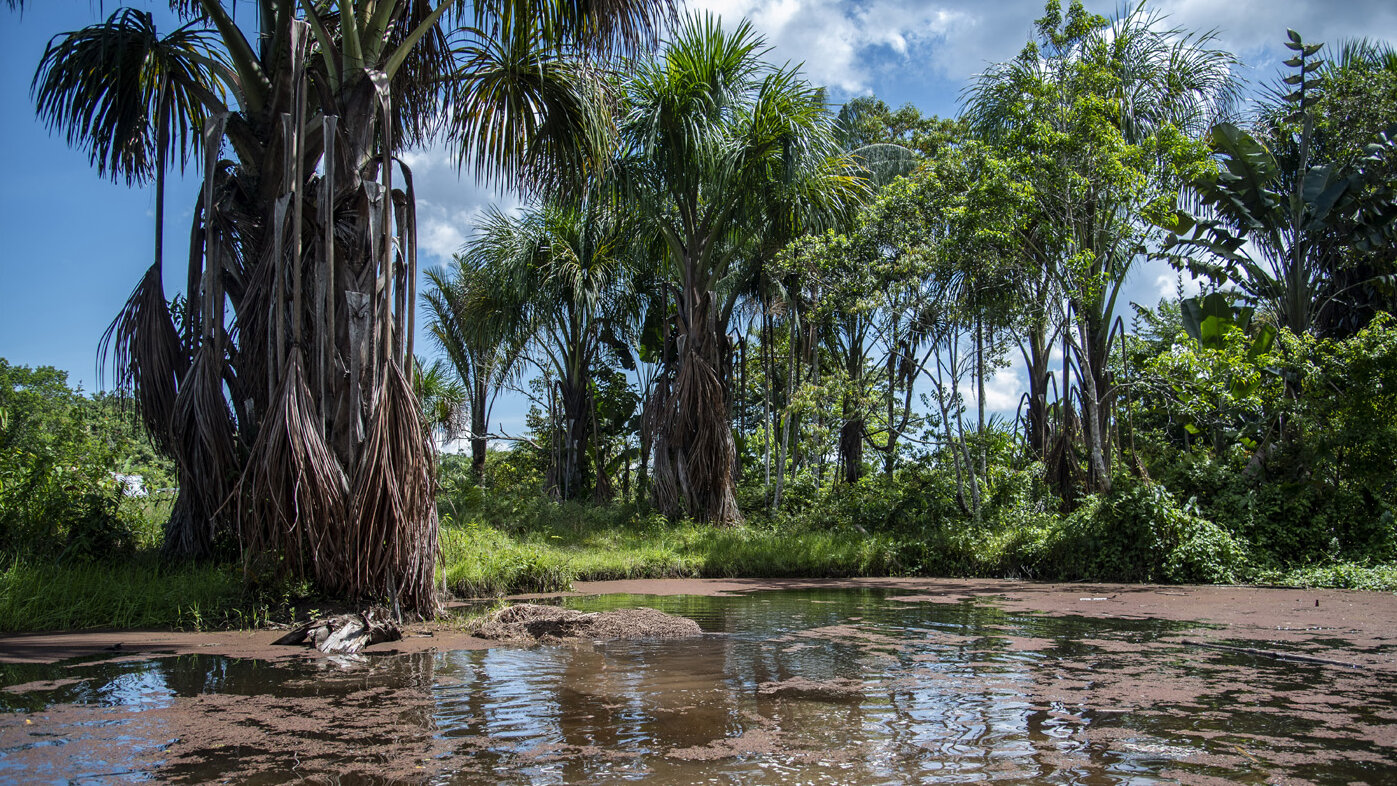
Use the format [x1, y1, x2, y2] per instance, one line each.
[1, 588, 1394, 784]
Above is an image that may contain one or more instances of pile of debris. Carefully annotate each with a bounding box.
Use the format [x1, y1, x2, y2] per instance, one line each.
[273, 607, 402, 654]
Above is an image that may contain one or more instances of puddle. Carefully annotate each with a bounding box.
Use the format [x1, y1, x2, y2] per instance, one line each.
[2, 588, 1393, 783]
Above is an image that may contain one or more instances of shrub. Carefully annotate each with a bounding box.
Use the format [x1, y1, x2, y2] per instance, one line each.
[1037, 477, 1249, 584]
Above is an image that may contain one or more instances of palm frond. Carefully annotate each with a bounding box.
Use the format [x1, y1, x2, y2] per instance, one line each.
[32, 8, 225, 184]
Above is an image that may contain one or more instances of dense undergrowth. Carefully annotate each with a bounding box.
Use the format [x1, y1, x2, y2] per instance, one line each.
[434, 463, 1396, 601]
[2, 316, 1395, 632]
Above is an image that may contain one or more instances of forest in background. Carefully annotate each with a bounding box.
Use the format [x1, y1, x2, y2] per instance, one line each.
[1, 1, 1394, 631]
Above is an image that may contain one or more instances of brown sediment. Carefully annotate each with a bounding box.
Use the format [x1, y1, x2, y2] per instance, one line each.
[756, 676, 864, 701]
[1, 579, 1393, 785]
[5, 578, 1394, 667]
[1, 655, 455, 784]
[552, 577, 1397, 673]
[0, 622, 492, 665]
[467, 604, 703, 644]
[667, 727, 787, 760]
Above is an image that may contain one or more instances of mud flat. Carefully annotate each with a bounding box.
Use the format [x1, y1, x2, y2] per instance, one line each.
[4, 578, 1394, 668]
[2, 580, 1394, 784]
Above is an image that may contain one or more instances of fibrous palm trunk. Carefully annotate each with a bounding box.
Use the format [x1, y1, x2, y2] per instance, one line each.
[654, 287, 740, 524]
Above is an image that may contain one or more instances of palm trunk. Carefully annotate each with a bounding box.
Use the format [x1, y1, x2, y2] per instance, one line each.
[774, 308, 797, 510]
[470, 378, 488, 482]
[664, 281, 740, 524]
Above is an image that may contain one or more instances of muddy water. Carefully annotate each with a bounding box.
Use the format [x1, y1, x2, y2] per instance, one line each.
[2, 589, 1394, 784]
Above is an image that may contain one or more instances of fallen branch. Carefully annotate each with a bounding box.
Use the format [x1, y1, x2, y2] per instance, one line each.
[1180, 639, 1364, 670]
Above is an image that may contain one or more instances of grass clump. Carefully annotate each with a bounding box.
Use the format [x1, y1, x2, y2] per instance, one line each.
[437, 496, 923, 598]
[0, 555, 246, 632]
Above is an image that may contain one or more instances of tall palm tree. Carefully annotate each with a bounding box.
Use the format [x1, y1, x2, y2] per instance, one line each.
[619, 14, 866, 523]
[34, 9, 224, 459]
[33, 0, 676, 613]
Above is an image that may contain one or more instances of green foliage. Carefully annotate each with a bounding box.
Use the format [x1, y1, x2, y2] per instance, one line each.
[1134, 311, 1282, 453]
[1159, 32, 1397, 338]
[1132, 314, 1397, 572]
[0, 360, 172, 562]
[1037, 478, 1250, 584]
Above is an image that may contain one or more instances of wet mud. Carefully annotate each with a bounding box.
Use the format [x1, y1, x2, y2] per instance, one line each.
[1, 580, 1394, 783]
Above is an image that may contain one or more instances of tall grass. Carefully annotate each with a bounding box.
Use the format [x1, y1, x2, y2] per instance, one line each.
[437, 500, 920, 598]
[0, 555, 246, 632]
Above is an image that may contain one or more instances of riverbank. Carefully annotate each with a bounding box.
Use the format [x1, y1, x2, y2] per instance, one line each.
[5, 578, 1395, 673]
[4, 510, 1394, 634]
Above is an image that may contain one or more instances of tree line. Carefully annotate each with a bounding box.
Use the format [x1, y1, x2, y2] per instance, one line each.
[25, 0, 1397, 611]
[422, 4, 1396, 529]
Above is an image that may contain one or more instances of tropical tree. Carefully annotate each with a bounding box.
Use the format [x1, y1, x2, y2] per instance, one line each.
[966, 0, 1238, 497]
[34, 8, 224, 461]
[445, 187, 642, 501]
[619, 14, 867, 522]
[33, 0, 675, 613]
[422, 264, 523, 482]
[411, 356, 469, 448]
[1160, 31, 1397, 339]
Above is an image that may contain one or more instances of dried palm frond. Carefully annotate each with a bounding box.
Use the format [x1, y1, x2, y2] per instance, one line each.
[165, 345, 239, 559]
[99, 262, 187, 452]
[237, 353, 348, 586]
[345, 360, 438, 616]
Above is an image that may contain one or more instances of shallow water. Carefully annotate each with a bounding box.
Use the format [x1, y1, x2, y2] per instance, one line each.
[2, 589, 1394, 784]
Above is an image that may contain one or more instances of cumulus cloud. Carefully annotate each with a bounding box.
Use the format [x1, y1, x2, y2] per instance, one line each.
[1155, 0, 1397, 70]
[688, 0, 1023, 93]
[398, 144, 520, 266]
[980, 364, 1027, 415]
[1153, 270, 1204, 301]
[686, 0, 1397, 102]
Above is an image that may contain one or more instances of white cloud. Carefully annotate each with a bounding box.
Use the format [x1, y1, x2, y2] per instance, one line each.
[1154, 270, 1204, 301]
[980, 363, 1026, 414]
[685, 0, 1397, 104]
[1155, 0, 1397, 69]
[398, 143, 521, 265]
[688, 0, 994, 93]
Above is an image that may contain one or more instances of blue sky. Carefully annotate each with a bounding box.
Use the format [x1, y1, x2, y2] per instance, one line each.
[2, 0, 1394, 427]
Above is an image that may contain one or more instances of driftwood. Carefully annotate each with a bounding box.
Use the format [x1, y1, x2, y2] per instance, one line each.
[273, 608, 402, 654]
[1180, 639, 1364, 670]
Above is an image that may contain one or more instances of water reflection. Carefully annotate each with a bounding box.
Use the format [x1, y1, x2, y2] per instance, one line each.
[2, 589, 1393, 784]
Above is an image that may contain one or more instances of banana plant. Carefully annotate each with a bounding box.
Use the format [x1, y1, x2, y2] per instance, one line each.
[1158, 30, 1397, 338]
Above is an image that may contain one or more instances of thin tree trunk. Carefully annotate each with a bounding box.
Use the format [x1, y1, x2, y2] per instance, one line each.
[774, 308, 796, 509]
[976, 312, 986, 475]
[762, 310, 772, 503]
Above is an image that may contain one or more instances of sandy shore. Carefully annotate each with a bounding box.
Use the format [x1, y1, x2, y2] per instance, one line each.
[3, 577, 1394, 669]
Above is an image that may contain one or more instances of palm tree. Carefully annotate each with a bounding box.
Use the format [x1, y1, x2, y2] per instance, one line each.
[618, 14, 866, 522]
[447, 182, 642, 500]
[966, 0, 1238, 497]
[34, 9, 224, 462]
[412, 356, 469, 447]
[422, 264, 524, 483]
[33, 0, 676, 613]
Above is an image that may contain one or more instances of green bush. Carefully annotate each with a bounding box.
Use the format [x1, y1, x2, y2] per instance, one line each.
[1037, 477, 1249, 584]
[1129, 314, 1397, 574]
[0, 361, 158, 562]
